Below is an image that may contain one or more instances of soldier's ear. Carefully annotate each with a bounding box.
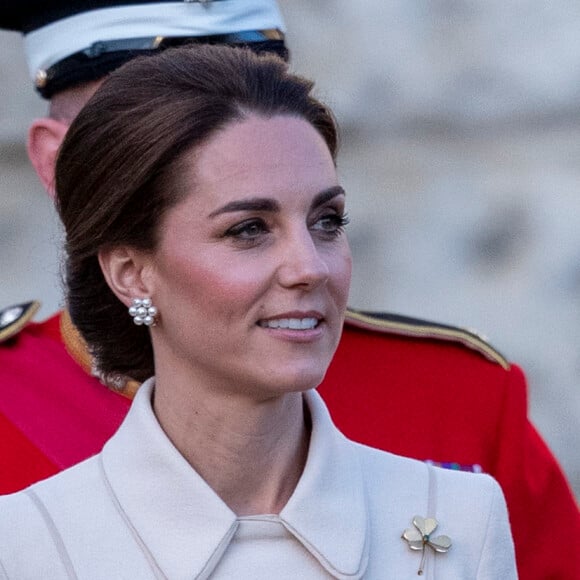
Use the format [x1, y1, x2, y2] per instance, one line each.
[27, 117, 69, 199]
[98, 247, 154, 309]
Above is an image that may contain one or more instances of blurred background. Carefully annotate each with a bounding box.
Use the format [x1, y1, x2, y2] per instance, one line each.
[1, 0, 579, 497]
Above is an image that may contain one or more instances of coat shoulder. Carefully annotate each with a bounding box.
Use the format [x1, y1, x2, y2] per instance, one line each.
[344, 307, 509, 369]
[0, 486, 71, 576]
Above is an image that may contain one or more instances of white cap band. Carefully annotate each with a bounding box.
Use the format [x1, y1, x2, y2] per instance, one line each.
[24, 0, 286, 80]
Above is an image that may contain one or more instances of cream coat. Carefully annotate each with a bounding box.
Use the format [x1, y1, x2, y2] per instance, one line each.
[0, 380, 517, 579]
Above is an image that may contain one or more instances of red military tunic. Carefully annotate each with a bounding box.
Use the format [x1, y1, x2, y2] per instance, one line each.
[1, 302, 578, 579]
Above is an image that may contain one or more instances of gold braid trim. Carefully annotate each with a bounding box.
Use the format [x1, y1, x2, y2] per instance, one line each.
[344, 308, 510, 370]
[60, 310, 140, 399]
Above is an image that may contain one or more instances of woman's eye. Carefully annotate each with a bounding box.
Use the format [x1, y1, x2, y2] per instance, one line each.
[312, 212, 350, 237]
[224, 219, 269, 240]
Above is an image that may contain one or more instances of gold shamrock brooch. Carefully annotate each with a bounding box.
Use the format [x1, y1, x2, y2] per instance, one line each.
[402, 516, 452, 575]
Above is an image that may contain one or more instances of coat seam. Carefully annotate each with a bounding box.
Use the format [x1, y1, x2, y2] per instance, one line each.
[25, 488, 79, 580]
[0, 557, 10, 580]
[473, 477, 496, 577]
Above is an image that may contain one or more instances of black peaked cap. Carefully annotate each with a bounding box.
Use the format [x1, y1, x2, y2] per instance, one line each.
[1, 1, 172, 33]
[0, 0, 288, 98]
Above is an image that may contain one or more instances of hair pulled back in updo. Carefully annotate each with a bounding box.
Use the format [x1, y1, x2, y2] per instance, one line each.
[55, 43, 339, 386]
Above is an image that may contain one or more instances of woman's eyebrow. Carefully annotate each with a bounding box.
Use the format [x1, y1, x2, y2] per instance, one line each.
[209, 198, 280, 217]
[310, 186, 346, 209]
[208, 186, 345, 218]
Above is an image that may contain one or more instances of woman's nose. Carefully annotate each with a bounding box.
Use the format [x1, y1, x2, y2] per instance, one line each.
[276, 230, 329, 289]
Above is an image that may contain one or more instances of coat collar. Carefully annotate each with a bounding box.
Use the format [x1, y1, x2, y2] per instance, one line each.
[101, 379, 369, 579]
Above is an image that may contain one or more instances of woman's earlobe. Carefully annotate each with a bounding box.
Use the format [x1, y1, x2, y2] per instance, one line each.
[27, 117, 69, 198]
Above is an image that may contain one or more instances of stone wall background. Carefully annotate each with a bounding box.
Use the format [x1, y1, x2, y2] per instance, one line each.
[1, 1, 579, 497]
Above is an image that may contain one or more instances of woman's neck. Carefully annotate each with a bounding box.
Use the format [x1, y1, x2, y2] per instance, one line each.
[152, 374, 311, 516]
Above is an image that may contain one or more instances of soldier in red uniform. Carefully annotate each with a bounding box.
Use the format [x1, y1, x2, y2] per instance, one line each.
[1, 2, 578, 578]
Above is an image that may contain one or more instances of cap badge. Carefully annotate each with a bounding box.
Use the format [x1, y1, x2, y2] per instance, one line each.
[35, 69, 48, 89]
[402, 515, 452, 575]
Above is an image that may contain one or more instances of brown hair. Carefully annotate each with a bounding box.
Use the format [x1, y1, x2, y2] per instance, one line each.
[55, 44, 339, 386]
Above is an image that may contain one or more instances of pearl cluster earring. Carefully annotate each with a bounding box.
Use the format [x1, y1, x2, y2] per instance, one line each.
[128, 297, 158, 326]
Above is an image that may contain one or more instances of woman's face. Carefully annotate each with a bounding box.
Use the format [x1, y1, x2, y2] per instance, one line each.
[145, 114, 352, 399]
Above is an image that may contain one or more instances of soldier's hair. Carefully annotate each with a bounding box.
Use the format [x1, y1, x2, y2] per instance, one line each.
[55, 43, 339, 386]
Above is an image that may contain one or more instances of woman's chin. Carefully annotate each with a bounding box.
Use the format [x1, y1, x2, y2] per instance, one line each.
[265, 364, 329, 395]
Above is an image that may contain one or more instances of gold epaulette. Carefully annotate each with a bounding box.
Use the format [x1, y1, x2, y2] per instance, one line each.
[345, 308, 510, 370]
[0, 301, 41, 343]
[60, 309, 140, 399]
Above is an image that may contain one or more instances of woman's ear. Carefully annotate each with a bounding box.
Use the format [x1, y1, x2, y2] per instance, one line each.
[98, 247, 153, 307]
[27, 117, 69, 198]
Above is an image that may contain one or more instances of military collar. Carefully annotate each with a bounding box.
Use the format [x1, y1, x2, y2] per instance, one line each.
[101, 379, 369, 579]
